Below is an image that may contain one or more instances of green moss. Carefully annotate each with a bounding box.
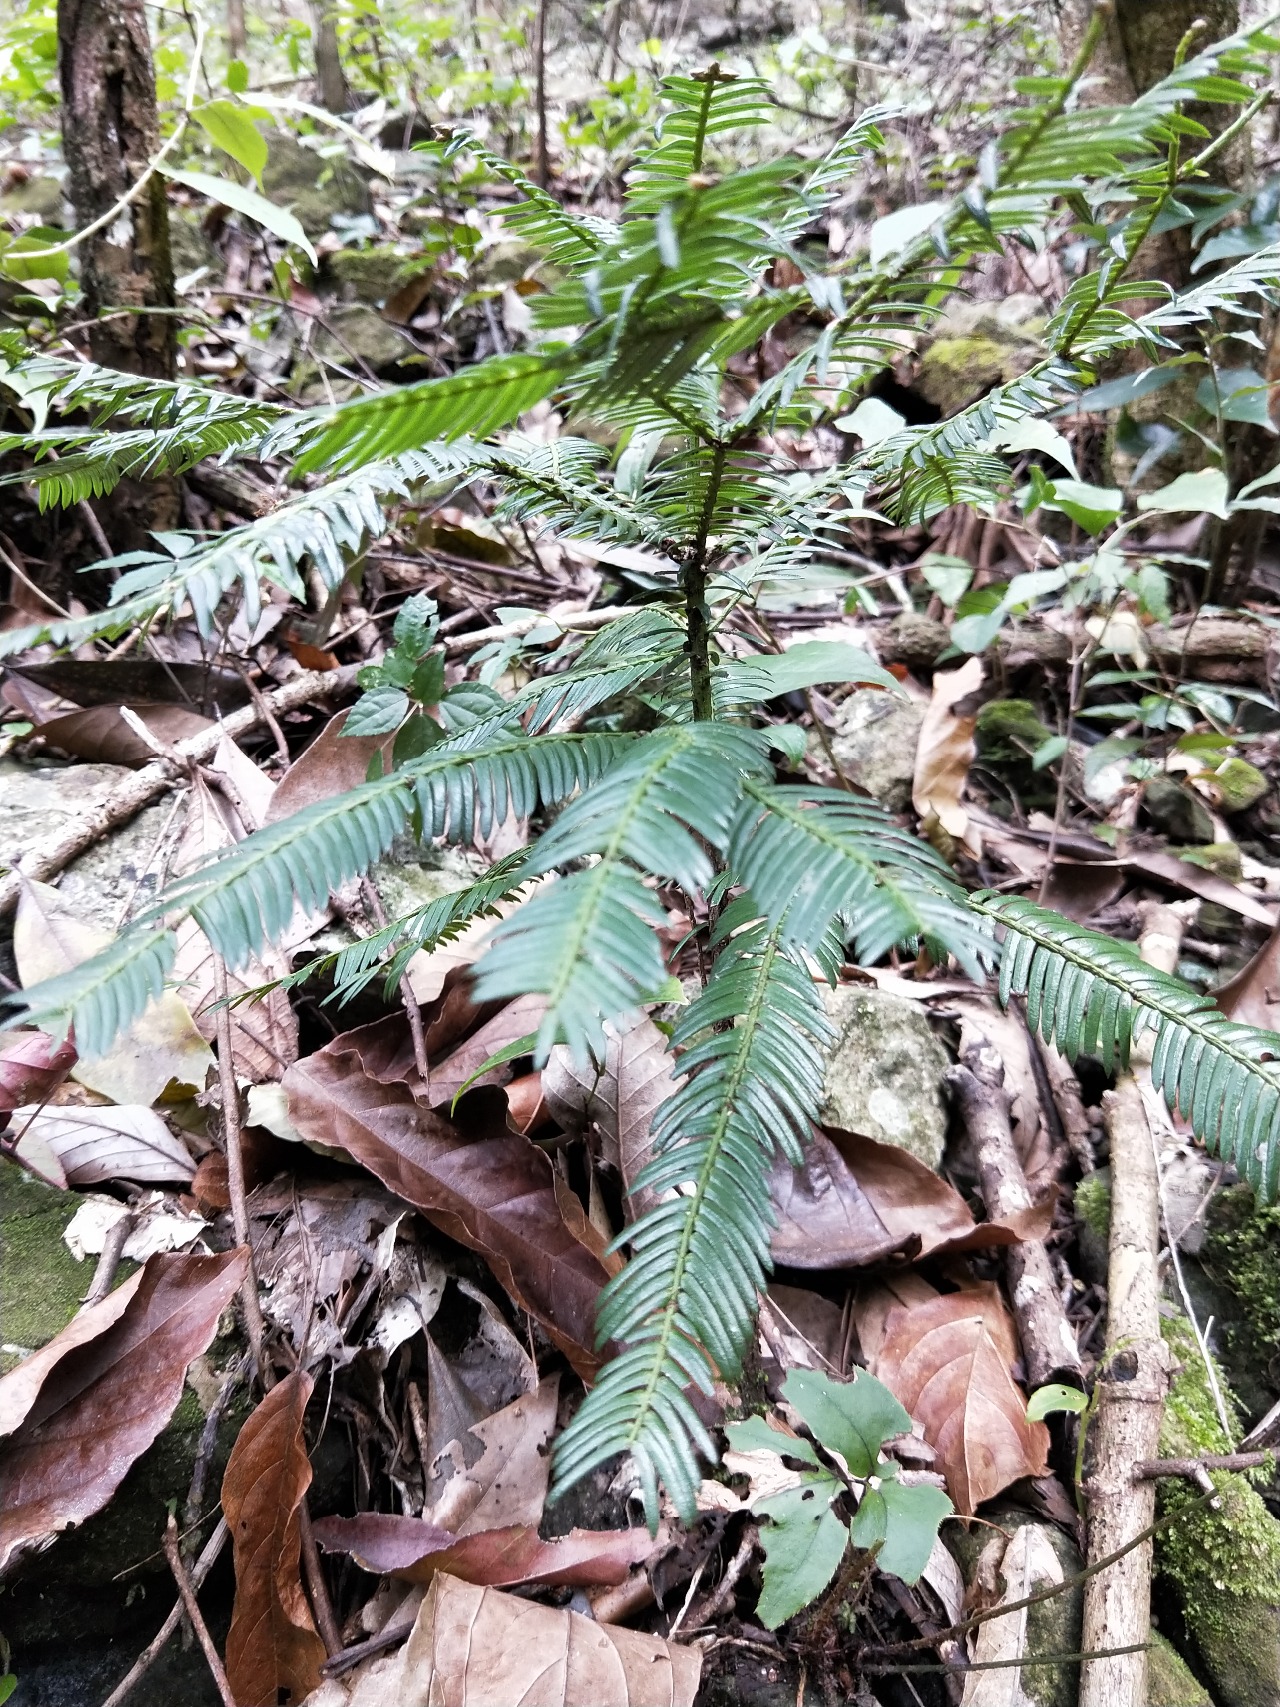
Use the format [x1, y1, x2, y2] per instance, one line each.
[1157, 1320, 1280, 1707]
[976, 699, 1054, 762]
[1202, 1183, 1280, 1392]
[0, 1167, 93, 1367]
[1075, 1172, 1111, 1241]
[917, 334, 1023, 414]
[1147, 1632, 1211, 1706]
[1211, 757, 1269, 814]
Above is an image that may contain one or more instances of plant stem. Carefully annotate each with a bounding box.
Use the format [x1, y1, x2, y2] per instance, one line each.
[685, 446, 727, 722]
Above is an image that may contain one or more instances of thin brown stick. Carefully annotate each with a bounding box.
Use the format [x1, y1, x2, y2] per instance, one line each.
[298, 1502, 343, 1658]
[360, 877, 431, 1088]
[1136, 1451, 1272, 1479]
[82, 1210, 136, 1307]
[213, 957, 268, 1377]
[161, 1517, 236, 1707]
[0, 665, 357, 917]
[101, 1519, 230, 1707]
[687, 1523, 759, 1630]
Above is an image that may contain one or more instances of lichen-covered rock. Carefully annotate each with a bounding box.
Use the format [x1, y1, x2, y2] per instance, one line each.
[1157, 1318, 1280, 1707]
[819, 986, 950, 1167]
[1210, 756, 1270, 814]
[880, 610, 949, 670]
[820, 688, 923, 809]
[261, 135, 371, 238]
[1148, 1632, 1211, 1706]
[310, 304, 422, 373]
[0, 174, 67, 221]
[1202, 1183, 1280, 1410]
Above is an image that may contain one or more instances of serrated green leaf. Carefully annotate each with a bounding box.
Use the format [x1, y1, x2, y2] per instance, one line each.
[851, 1475, 953, 1583]
[343, 687, 409, 735]
[755, 1484, 849, 1628]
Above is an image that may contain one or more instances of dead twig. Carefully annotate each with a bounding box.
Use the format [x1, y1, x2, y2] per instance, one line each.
[213, 957, 269, 1378]
[299, 1502, 344, 1658]
[0, 666, 358, 918]
[101, 1519, 230, 1707]
[686, 1522, 759, 1630]
[946, 1037, 1083, 1387]
[1135, 1451, 1272, 1479]
[161, 1515, 235, 1707]
[82, 1210, 136, 1308]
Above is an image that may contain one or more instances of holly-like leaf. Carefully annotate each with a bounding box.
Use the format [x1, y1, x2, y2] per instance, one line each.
[754, 1481, 850, 1628]
[783, 1368, 911, 1479]
[850, 1471, 952, 1584]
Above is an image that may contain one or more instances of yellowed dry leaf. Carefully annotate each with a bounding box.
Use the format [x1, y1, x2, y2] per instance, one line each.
[386, 1571, 702, 1706]
[912, 655, 983, 859]
[14, 878, 213, 1105]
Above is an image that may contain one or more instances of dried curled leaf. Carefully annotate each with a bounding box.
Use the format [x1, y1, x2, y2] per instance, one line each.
[313, 1516, 657, 1589]
[384, 1571, 701, 1706]
[10, 1104, 194, 1186]
[283, 1032, 609, 1377]
[870, 1282, 1049, 1515]
[0, 1248, 248, 1575]
[223, 1370, 327, 1707]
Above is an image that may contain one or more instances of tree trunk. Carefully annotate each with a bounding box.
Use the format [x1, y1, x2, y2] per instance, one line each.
[57, 0, 176, 381]
[311, 3, 349, 114]
[57, 0, 179, 545]
[226, 0, 246, 62]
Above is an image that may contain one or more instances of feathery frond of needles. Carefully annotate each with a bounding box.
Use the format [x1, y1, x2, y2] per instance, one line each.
[552, 904, 831, 1521]
[980, 894, 1280, 1199]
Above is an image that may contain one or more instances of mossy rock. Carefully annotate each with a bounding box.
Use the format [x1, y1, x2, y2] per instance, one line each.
[976, 698, 1054, 758]
[1143, 775, 1216, 845]
[0, 1167, 94, 1369]
[1074, 1169, 1111, 1288]
[916, 305, 1042, 416]
[324, 246, 431, 306]
[1148, 1631, 1211, 1706]
[261, 134, 371, 238]
[818, 687, 923, 810]
[1202, 1183, 1280, 1403]
[1211, 757, 1269, 815]
[1157, 1318, 1280, 1707]
[0, 175, 67, 221]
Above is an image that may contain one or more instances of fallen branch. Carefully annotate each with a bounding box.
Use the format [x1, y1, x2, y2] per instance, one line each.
[1135, 1451, 1272, 1479]
[1079, 900, 1187, 1707]
[946, 1037, 1083, 1387]
[0, 666, 358, 918]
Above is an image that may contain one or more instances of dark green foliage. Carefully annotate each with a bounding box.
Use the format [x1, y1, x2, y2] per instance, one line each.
[7, 26, 1280, 1519]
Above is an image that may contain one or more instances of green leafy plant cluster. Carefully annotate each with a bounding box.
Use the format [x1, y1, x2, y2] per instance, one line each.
[8, 33, 1280, 1520]
[726, 1369, 953, 1628]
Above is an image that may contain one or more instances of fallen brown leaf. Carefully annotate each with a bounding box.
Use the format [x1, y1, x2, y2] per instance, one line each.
[871, 1281, 1050, 1514]
[265, 708, 393, 824]
[0, 1029, 77, 1123]
[377, 1571, 701, 1706]
[770, 1128, 1052, 1270]
[1215, 917, 1280, 1031]
[912, 655, 983, 859]
[543, 1014, 676, 1215]
[223, 1370, 327, 1707]
[313, 1516, 655, 1589]
[36, 702, 212, 766]
[427, 992, 548, 1108]
[425, 1377, 558, 1535]
[0, 1248, 248, 1574]
[283, 1036, 609, 1378]
[15, 878, 213, 1104]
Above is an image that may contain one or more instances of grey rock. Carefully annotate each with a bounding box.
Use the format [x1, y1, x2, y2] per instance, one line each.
[325, 246, 429, 305]
[309, 303, 421, 375]
[820, 986, 950, 1168]
[261, 134, 371, 238]
[0, 174, 67, 222]
[880, 610, 948, 670]
[1143, 775, 1216, 844]
[824, 688, 923, 809]
[0, 757, 179, 932]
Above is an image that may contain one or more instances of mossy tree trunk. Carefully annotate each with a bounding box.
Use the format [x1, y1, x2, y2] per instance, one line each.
[56, 0, 179, 543]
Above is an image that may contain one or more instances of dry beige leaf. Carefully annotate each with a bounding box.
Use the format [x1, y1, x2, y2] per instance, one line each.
[387, 1571, 702, 1706]
[1216, 916, 1280, 1031]
[171, 777, 299, 1081]
[14, 878, 213, 1105]
[425, 1377, 559, 1536]
[871, 1282, 1050, 1515]
[912, 655, 984, 859]
[961, 1524, 1065, 1706]
[10, 1103, 194, 1185]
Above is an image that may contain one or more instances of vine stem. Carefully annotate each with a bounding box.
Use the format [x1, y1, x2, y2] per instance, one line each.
[685, 444, 727, 721]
